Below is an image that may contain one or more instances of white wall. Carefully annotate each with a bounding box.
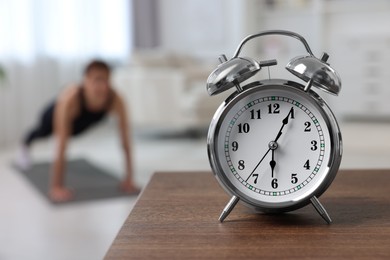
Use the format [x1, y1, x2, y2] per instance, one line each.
[325, 2, 390, 119]
[0, 60, 84, 147]
[156, 0, 325, 58]
[157, 0, 251, 60]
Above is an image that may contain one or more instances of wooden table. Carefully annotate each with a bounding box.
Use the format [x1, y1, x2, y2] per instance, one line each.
[105, 170, 390, 259]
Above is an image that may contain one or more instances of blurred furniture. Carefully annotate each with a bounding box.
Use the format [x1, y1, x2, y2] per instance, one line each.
[113, 51, 226, 132]
[106, 170, 390, 259]
[331, 34, 390, 119]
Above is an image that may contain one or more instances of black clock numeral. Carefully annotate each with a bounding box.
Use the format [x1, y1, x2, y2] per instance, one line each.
[271, 178, 278, 189]
[291, 173, 298, 184]
[304, 121, 311, 132]
[303, 159, 310, 170]
[252, 173, 259, 184]
[268, 103, 280, 114]
[311, 140, 318, 151]
[231, 141, 238, 152]
[250, 109, 261, 119]
[238, 160, 245, 170]
[238, 123, 250, 133]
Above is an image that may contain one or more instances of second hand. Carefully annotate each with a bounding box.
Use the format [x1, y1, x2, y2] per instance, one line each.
[245, 147, 271, 182]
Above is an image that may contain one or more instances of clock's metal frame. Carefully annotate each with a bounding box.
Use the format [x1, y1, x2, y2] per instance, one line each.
[207, 79, 342, 217]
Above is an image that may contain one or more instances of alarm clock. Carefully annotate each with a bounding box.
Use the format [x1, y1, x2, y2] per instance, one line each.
[207, 30, 342, 224]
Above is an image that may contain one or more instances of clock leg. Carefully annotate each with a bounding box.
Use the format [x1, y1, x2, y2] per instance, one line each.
[219, 196, 240, 222]
[310, 196, 332, 224]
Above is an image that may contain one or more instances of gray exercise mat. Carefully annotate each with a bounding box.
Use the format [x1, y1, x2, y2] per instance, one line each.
[14, 158, 134, 204]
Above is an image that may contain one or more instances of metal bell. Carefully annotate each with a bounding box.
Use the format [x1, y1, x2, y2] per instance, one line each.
[206, 56, 261, 96]
[286, 53, 342, 95]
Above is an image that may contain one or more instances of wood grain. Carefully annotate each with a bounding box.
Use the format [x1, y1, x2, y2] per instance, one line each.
[105, 170, 390, 259]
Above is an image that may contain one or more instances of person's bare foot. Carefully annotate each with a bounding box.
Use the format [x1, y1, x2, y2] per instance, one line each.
[119, 180, 141, 195]
[49, 186, 74, 202]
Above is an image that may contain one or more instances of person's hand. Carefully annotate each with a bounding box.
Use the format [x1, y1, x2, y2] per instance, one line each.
[119, 179, 141, 195]
[49, 186, 74, 202]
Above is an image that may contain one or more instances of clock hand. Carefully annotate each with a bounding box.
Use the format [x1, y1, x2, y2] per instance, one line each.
[270, 148, 276, 178]
[274, 107, 294, 142]
[245, 147, 271, 182]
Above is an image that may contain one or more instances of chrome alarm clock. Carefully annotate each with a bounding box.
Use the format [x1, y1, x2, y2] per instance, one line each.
[207, 30, 342, 224]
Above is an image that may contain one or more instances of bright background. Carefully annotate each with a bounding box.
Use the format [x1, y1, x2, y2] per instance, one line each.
[1, 0, 390, 259]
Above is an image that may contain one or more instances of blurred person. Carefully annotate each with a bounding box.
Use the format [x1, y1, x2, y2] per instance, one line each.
[15, 60, 139, 202]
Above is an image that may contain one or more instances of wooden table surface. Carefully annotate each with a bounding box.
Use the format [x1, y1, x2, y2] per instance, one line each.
[105, 170, 390, 259]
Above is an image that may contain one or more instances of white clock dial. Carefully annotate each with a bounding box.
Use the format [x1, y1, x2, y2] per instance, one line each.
[213, 85, 335, 206]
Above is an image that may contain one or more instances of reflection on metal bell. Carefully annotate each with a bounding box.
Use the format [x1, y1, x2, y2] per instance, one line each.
[207, 57, 261, 96]
[286, 54, 341, 95]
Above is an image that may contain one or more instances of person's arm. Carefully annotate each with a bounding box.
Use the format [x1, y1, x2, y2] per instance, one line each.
[50, 88, 77, 201]
[111, 92, 139, 193]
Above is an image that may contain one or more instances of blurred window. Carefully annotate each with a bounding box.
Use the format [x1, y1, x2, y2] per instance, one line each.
[0, 0, 132, 62]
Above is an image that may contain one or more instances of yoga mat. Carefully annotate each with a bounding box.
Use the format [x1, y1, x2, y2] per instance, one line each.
[14, 158, 135, 204]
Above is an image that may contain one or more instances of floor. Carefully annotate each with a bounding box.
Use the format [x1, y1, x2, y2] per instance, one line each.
[0, 121, 389, 259]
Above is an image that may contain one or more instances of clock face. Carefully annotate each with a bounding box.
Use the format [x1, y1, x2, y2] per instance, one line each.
[209, 83, 340, 208]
